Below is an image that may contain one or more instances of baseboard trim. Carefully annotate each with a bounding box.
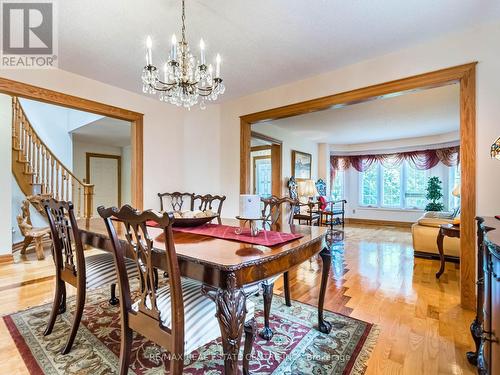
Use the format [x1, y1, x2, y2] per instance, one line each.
[414, 250, 460, 263]
[345, 218, 413, 228]
[0, 254, 14, 264]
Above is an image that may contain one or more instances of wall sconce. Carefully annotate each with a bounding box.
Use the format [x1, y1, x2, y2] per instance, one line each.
[491, 137, 500, 160]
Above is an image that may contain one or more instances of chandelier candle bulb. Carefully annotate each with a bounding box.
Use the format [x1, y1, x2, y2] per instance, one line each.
[163, 63, 168, 82]
[215, 54, 221, 78]
[171, 34, 177, 61]
[146, 36, 152, 65]
[200, 38, 206, 66]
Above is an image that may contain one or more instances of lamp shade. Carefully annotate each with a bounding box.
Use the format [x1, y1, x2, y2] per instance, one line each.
[491, 137, 500, 160]
[452, 183, 460, 198]
[298, 179, 317, 197]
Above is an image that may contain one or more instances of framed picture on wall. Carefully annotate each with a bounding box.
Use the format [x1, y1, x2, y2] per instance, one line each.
[291, 150, 312, 180]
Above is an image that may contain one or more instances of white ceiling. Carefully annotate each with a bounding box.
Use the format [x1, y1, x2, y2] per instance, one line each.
[71, 117, 131, 147]
[260, 84, 459, 144]
[58, 1, 500, 100]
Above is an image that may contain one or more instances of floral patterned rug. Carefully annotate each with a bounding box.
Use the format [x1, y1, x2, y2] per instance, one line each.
[4, 286, 378, 374]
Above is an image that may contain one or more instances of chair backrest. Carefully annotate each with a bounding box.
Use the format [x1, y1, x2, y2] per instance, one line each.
[287, 177, 300, 214]
[261, 196, 298, 226]
[98, 205, 184, 350]
[315, 179, 327, 197]
[192, 194, 226, 217]
[158, 192, 194, 212]
[43, 198, 85, 285]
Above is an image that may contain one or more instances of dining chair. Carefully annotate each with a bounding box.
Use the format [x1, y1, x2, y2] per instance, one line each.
[43, 198, 139, 355]
[98, 204, 256, 375]
[253, 195, 298, 340]
[192, 194, 226, 224]
[158, 191, 194, 212]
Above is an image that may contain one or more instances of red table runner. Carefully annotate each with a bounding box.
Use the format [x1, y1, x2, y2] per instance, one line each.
[147, 222, 303, 246]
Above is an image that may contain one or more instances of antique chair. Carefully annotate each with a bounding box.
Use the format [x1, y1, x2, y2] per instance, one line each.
[158, 192, 194, 212]
[43, 198, 139, 354]
[192, 194, 226, 224]
[256, 195, 298, 340]
[315, 178, 347, 229]
[98, 205, 256, 375]
[17, 199, 51, 260]
[287, 177, 320, 225]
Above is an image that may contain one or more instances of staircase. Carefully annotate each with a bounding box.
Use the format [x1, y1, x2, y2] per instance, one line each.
[11, 97, 95, 218]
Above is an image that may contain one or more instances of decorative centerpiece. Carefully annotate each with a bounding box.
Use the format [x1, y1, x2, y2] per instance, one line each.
[171, 210, 217, 227]
[236, 194, 263, 236]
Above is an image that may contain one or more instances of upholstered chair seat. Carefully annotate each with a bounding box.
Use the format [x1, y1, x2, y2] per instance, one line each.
[133, 277, 255, 354]
[85, 252, 138, 290]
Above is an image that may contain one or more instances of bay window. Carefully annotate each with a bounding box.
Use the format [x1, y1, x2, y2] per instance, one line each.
[359, 161, 429, 210]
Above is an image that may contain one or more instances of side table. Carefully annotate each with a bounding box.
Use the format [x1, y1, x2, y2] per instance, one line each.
[436, 223, 460, 278]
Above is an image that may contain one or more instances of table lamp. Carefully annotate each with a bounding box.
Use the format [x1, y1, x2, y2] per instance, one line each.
[492, 137, 500, 160]
[298, 179, 317, 201]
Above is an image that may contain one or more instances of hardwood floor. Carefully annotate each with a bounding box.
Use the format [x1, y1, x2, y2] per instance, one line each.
[0, 224, 476, 374]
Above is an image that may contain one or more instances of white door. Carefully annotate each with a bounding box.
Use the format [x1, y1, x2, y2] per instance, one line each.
[88, 155, 120, 213]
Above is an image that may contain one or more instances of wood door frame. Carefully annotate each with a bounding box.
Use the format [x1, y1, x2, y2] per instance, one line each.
[0, 76, 143, 209]
[252, 154, 272, 194]
[86, 152, 122, 206]
[251, 131, 283, 197]
[240, 62, 477, 310]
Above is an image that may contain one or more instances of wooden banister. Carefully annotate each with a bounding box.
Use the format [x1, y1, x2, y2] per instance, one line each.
[12, 97, 95, 218]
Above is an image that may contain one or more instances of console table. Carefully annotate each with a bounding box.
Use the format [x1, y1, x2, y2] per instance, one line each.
[467, 217, 499, 374]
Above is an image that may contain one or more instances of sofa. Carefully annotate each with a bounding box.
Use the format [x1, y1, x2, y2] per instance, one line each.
[411, 211, 460, 258]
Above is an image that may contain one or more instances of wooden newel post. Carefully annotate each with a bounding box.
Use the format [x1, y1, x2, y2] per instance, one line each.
[84, 184, 94, 219]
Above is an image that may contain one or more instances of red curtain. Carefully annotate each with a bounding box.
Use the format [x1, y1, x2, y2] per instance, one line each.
[330, 146, 459, 183]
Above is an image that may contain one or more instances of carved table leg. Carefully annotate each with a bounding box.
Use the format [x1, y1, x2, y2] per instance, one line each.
[259, 282, 274, 340]
[214, 273, 247, 375]
[436, 229, 445, 278]
[318, 247, 332, 334]
[466, 316, 482, 365]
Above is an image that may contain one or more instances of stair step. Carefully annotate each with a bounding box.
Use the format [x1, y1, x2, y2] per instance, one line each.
[23, 171, 37, 176]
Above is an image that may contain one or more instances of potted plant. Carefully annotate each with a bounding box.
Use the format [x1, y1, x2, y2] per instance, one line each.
[425, 176, 444, 212]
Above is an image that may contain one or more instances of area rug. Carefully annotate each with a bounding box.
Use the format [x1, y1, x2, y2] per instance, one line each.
[4, 288, 378, 374]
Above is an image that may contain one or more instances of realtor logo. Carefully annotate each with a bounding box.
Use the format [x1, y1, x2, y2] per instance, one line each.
[1, 1, 57, 68]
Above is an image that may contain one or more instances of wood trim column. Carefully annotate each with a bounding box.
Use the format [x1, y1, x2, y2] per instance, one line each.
[459, 66, 476, 310]
[271, 143, 282, 197]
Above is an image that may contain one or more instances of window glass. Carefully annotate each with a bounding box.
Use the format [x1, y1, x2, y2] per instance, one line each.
[360, 164, 379, 206]
[382, 162, 401, 207]
[405, 163, 427, 209]
[331, 170, 344, 200]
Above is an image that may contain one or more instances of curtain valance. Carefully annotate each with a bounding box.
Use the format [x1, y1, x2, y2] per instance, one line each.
[330, 145, 459, 173]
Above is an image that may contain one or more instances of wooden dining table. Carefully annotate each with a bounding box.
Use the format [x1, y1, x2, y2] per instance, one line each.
[77, 217, 332, 374]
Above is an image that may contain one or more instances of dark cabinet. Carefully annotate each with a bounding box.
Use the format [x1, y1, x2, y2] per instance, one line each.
[468, 217, 500, 374]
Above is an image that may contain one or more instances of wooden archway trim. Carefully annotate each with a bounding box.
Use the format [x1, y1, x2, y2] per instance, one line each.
[240, 62, 477, 310]
[0, 76, 143, 209]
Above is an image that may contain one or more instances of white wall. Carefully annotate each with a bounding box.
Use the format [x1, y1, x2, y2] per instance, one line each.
[121, 145, 132, 205]
[0, 94, 12, 254]
[252, 122, 319, 195]
[219, 21, 500, 217]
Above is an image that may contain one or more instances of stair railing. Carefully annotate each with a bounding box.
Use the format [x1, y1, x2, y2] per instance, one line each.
[12, 97, 95, 218]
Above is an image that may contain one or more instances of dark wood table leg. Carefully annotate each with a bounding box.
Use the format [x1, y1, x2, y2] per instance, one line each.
[436, 229, 445, 278]
[318, 247, 332, 334]
[259, 282, 274, 340]
[214, 273, 247, 375]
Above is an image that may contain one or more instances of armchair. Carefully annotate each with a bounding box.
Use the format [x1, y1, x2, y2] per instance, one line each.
[287, 177, 320, 225]
[315, 179, 347, 229]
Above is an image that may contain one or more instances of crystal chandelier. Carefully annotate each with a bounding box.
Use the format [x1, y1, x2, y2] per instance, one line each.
[141, 0, 225, 109]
